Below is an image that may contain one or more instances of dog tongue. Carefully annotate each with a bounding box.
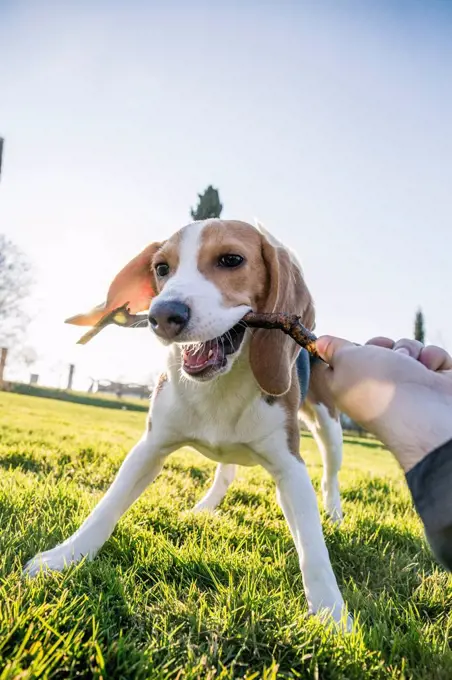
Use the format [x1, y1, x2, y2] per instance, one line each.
[183, 340, 223, 374]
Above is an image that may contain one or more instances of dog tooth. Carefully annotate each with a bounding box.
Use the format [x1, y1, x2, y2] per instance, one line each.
[208, 349, 213, 358]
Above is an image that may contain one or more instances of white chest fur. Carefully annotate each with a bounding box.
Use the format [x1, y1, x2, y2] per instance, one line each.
[150, 350, 288, 466]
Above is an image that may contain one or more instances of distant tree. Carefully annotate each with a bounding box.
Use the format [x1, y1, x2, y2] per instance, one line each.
[414, 308, 425, 344]
[0, 234, 32, 346]
[190, 185, 223, 220]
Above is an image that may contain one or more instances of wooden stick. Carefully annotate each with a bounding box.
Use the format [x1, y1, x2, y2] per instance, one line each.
[75, 304, 148, 345]
[74, 306, 322, 359]
[243, 311, 321, 359]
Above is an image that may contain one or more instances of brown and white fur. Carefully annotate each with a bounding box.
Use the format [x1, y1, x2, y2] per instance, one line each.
[25, 219, 349, 629]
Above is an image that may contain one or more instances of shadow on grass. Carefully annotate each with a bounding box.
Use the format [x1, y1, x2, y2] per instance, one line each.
[342, 477, 399, 504]
[8, 509, 450, 678]
[165, 460, 211, 484]
[324, 515, 435, 593]
[342, 436, 386, 451]
[0, 453, 44, 475]
[55, 535, 452, 677]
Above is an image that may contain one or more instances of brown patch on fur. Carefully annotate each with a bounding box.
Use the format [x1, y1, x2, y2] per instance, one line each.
[66, 233, 187, 328]
[198, 219, 315, 397]
[263, 394, 277, 406]
[307, 360, 339, 420]
[154, 372, 168, 397]
[148, 372, 169, 431]
[249, 231, 315, 397]
[67, 226, 192, 329]
[151, 231, 183, 295]
[66, 241, 164, 327]
[198, 220, 268, 309]
[281, 364, 303, 459]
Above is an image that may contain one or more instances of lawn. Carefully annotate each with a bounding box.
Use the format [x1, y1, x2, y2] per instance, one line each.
[0, 392, 451, 679]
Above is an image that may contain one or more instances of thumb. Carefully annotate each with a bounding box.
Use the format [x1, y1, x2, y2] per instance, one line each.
[316, 335, 355, 366]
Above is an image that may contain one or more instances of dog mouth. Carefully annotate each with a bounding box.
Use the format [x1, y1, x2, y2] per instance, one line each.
[181, 323, 246, 378]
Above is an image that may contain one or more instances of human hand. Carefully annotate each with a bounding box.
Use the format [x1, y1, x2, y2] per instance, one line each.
[315, 336, 452, 471]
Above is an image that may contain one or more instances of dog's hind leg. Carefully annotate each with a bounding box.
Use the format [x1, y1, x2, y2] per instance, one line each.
[192, 463, 236, 513]
[300, 400, 343, 524]
[24, 432, 169, 576]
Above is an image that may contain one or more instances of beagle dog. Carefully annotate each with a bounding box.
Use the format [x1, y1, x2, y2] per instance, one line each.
[25, 219, 349, 628]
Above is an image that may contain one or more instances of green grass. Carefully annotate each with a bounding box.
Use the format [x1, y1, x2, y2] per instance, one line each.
[0, 392, 451, 679]
[4, 383, 149, 411]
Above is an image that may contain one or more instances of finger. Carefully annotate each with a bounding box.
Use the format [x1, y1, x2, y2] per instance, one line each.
[393, 339, 424, 360]
[365, 337, 395, 349]
[419, 345, 452, 371]
[316, 335, 354, 367]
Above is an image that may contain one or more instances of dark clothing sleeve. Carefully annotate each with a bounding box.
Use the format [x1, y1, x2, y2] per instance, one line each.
[296, 348, 311, 404]
[405, 439, 452, 570]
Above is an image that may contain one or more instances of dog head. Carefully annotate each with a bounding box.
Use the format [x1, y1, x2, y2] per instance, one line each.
[67, 219, 314, 394]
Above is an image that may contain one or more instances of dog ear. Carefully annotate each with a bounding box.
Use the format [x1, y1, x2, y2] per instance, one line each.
[65, 242, 162, 326]
[250, 231, 315, 396]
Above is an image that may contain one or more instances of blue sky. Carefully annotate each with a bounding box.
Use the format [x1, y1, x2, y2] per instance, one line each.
[1, 0, 451, 388]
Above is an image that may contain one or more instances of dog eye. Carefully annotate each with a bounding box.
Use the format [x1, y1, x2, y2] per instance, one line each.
[155, 263, 170, 277]
[218, 254, 244, 268]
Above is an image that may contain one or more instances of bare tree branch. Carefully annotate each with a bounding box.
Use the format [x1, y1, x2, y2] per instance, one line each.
[0, 234, 33, 346]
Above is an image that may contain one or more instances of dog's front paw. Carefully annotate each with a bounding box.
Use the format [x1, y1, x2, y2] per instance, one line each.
[23, 544, 84, 577]
[311, 603, 353, 634]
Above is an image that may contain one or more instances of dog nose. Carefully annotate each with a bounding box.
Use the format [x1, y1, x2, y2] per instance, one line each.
[148, 300, 191, 339]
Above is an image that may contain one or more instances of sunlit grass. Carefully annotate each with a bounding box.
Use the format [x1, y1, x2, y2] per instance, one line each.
[1, 391, 451, 678]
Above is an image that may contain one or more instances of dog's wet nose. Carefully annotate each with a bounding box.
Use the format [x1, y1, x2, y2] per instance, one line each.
[148, 300, 191, 339]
